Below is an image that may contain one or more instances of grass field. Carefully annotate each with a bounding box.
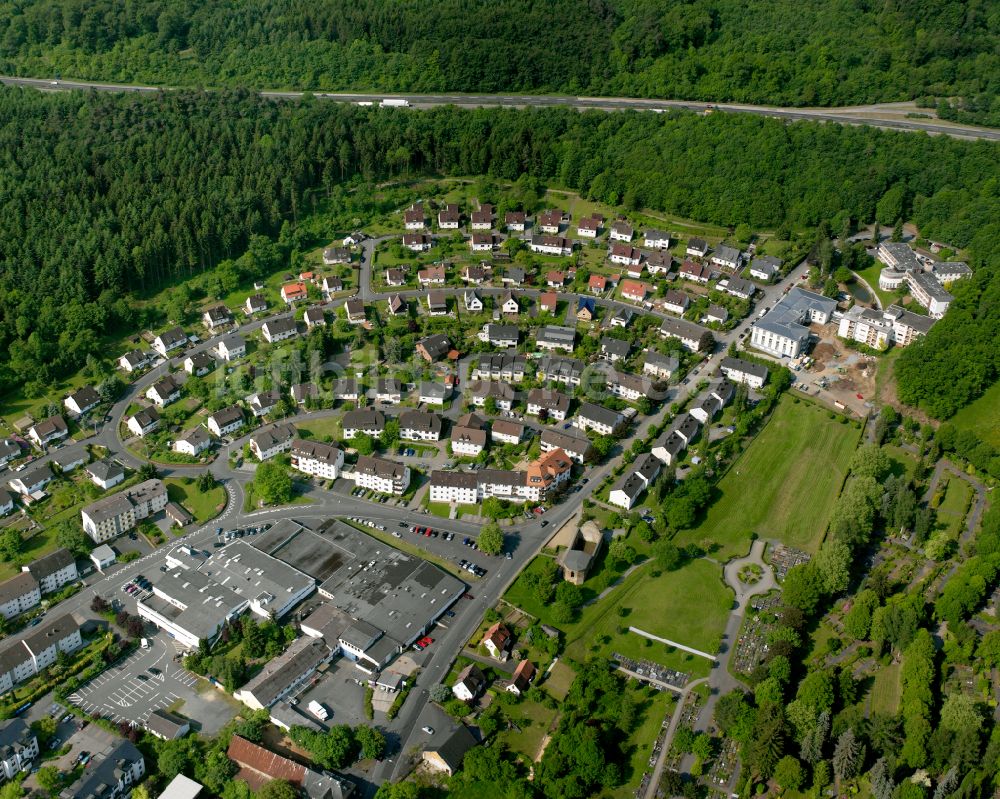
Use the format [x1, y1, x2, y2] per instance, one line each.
[295, 416, 342, 442]
[503, 696, 559, 761]
[613, 687, 676, 799]
[165, 478, 227, 524]
[950, 380, 1000, 448]
[852, 263, 902, 309]
[884, 444, 919, 480]
[936, 476, 972, 537]
[870, 663, 901, 715]
[679, 397, 862, 558]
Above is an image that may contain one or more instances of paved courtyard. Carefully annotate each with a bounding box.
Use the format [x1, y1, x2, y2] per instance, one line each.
[67, 632, 238, 734]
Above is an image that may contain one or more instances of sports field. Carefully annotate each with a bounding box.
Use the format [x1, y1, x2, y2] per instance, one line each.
[950, 380, 1000, 448]
[679, 397, 862, 558]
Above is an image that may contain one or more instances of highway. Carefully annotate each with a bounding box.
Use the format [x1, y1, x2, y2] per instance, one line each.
[1, 75, 998, 142]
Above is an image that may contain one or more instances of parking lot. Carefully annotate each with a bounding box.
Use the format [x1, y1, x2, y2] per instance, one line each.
[291, 659, 372, 728]
[67, 633, 238, 734]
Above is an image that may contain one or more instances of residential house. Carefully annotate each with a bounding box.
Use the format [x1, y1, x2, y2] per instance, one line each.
[506, 660, 537, 695]
[225, 736, 353, 799]
[419, 382, 449, 406]
[643, 350, 676, 381]
[174, 427, 211, 457]
[599, 336, 631, 363]
[659, 317, 714, 352]
[529, 235, 573, 256]
[500, 291, 520, 315]
[183, 351, 215, 376]
[474, 353, 527, 383]
[577, 217, 600, 238]
[535, 325, 576, 352]
[539, 428, 594, 463]
[90, 544, 116, 572]
[403, 204, 426, 230]
[341, 409, 385, 440]
[609, 453, 661, 510]
[290, 382, 318, 405]
[86, 460, 125, 490]
[470, 382, 515, 412]
[469, 233, 497, 252]
[588, 274, 607, 294]
[609, 221, 633, 242]
[539, 291, 558, 313]
[437, 204, 460, 229]
[526, 388, 570, 421]
[375, 378, 403, 404]
[482, 623, 512, 661]
[501, 266, 525, 285]
[479, 323, 519, 348]
[689, 380, 735, 424]
[153, 327, 188, 357]
[470, 205, 493, 230]
[0, 719, 38, 778]
[0, 439, 18, 468]
[343, 231, 366, 247]
[450, 426, 487, 457]
[416, 334, 452, 362]
[464, 290, 483, 312]
[349, 455, 410, 495]
[22, 548, 78, 594]
[426, 291, 448, 316]
[490, 419, 524, 445]
[646, 251, 674, 276]
[126, 407, 160, 438]
[546, 270, 566, 288]
[620, 279, 649, 303]
[387, 294, 406, 317]
[452, 664, 486, 702]
[118, 350, 150, 373]
[304, 307, 326, 329]
[51, 448, 85, 474]
[625, 260, 645, 280]
[280, 282, 308, 304]
[332, 379, 360, 402]
[27, 415, 68, 449]
[606, 370, 655, 403]
[609, 243, 641, 267]
[725, 275, 755, 300]
[262, 316, 298, 344]
[711, 244, 742, 271]
[291, 439, 344, 480]
[249, 422, 297, 460]
[749, 255, 782, 282]
[63, 386, 101, 418]
[422, 725, 478, 777]
[80, 479, 168, 542]
[686, 237, 709, 258]
[385, 268, 407, 287]
[663, 290, 690, 315]
[60, 739, 145, 799]
[247, 389, 282, 418]
[399, 410, 442, 442]
[202, 305, 232, 331]
[344, 299, 366, 324]
[8, 463, 54, 496]
[0, 573, 41, 620]
[720, 357, 769, 389]
[0, 614, 83, 693]
[322, 247, 352, 265]
[679, 260, 711, 283]
[536, 355, 584, 386]
[215, 334, 247, 361]
[523, 447, 573, 501]
[403, 233, 432, 252]
[462, 264, 489, 284]
[244, 294, 268, 315]
[705, 305, 729, 325]
[207, 406, 244, 438]
[644, 229, 672, 249]
[146, 376, 181, 407]
[537, 209, 565, 234]
[504, 211, 526, 231]
[576, 296, 596, 322]
[322, 275, 344, 294]
[610, 308, 633, 328]
[574, 402, 624, 436]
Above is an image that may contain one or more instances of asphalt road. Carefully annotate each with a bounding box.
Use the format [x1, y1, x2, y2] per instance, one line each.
[2, 75, 998, 142]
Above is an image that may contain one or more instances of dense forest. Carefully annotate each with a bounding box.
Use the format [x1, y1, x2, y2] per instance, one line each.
[0, 86, 997, 413]
[0, 0, 999, 122]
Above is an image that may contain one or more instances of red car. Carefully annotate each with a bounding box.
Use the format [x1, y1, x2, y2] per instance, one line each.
[424, 528, 432, 537]
[417, 636, 434, 648]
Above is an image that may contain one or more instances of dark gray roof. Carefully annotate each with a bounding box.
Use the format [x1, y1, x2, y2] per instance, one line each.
[86, 460, 124, 483]
[425, 724, 478, 773]
[577, 401, 623, 428]
[342, 409, 385, 432]
[720, 357, 769, 381]
[25, 547, 75, 581]
[600, 337, 631, 358]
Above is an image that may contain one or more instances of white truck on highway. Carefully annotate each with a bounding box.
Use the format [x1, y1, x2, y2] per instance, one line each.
[381, 98, 410, 107]
[308, 700, 329, 721]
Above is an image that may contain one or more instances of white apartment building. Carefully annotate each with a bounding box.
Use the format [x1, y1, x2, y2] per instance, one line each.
[249, 423, 297, 460]
[350, 456, 410, 495]
[0, 573, 41, 620]
[80, 479, 168, 543]
[290, 439, 344, 480]
[750, 287, 836, 358]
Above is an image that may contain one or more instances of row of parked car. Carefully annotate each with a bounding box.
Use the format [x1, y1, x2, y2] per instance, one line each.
[121, 574, 150, 595]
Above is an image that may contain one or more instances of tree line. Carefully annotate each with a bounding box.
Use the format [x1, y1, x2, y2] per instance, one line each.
[0, 86, 997, 415]
[0, 0, 998, 123]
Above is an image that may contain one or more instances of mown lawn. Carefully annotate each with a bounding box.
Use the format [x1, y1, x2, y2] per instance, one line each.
[294, 416, 342, 442]
[950, 380, 1000, 448]
[165, 478, 227, 524]
[870, 662, 901, 715]
[678, 397, 862, 558]
[936, 476, 972, 537]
